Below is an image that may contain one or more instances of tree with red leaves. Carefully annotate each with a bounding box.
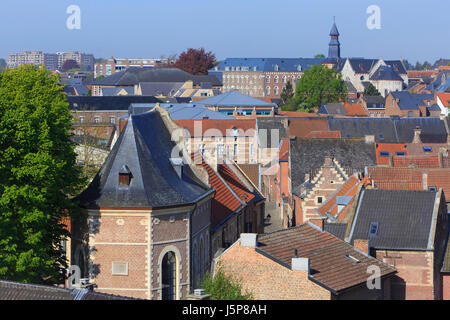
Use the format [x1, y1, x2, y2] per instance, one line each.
[173, 48, 216, 75]
[61, 59, 80, 72]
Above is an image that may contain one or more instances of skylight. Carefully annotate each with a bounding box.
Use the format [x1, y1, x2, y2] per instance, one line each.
[369, 222, 379, 237]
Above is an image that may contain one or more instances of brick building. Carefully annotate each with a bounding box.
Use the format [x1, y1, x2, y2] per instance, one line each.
[73, 109, 215, 300]
[214, 224, 396, 300]
[385, 92, 441, 117]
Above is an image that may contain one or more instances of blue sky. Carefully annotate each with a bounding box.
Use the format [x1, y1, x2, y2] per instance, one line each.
[1, 0, 448, 63]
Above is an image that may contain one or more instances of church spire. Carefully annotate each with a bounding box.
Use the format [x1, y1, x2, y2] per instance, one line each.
[328, 17, 341, 59]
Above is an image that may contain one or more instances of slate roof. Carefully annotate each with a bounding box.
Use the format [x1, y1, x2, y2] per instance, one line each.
[344, 59, 407, 75]
[129, 103, 235, 120]
[323, 223, 348, 240]
[257, 118, 287, 148]
[0, 281, 137, 300]
[289, 138, 377, 195]
[370, 65, 404, 81]
[138, 82, 185, 96]
[390, 92, 434, 110]
[93, 67, 221, 87]
[199, 91, 276, 107]
[363, 95, 385, 105]
[256, 224, 396, 294]
[329, 22, 339, 36]
[68, 96, 160, 111]
[76, 110, 212, 208]
[348, 189, 440, 250]
[212, 58, 326, 73]
[393, 117, 448, 143]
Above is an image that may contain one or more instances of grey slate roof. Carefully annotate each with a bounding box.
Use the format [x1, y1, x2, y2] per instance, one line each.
[318, 103, 348, 115]
[211, 58, 326, 73]
[257, 118, 287, 148]
[370, 65, 404, 81]
[0, 280, 137, 300]
[129, 103, 235, 120]
[76, 110, 212, 208]
[348, 189, 439, 250]
[138, 82, 185, 96]
[199, 91, 276, 107]
[324, 223, 348, 240]
[289, 138, 377, 196]
[93, 67, 221, 87]
[390, 91, 434, 110]
[327, 117, 448, 143]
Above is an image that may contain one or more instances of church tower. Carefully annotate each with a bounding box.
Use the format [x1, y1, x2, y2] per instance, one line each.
[328, 17, 341, 59]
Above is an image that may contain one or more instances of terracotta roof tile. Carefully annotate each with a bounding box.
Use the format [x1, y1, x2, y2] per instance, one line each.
[375, 143, 408, 164]
[218, 163, 256, 205]
[287, 118, 329, 138]
[257, 224, 396, 293]
[392, 154, 442, 168]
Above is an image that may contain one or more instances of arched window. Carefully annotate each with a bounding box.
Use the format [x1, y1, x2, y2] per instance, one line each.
[162, 251, 177, 300]
[282, 75, 287, 83]
[266, 76, 270, 83]
[266, 86, 271, 96]
[274, 86, 279, 96]
[274, 76, 279, 83]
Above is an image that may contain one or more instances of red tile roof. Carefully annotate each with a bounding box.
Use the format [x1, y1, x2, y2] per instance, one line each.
[305, 130, 341, 138]
[174, 119, 256, 137]
[279, 137, 289, 161]
[218, 163, 256, 205]
[392, 154, 442, 168]
[437, 93, 450, 107]
[193, 154, 242, 228]
[287, 118, 329, 138]
[375, 143, 408, 164]
[408, 70, 439, 78]
[344, 102, 367, 116]
[257, 224, 396, 293]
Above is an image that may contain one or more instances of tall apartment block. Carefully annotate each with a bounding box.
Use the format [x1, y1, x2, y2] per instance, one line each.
[94, 57, 173, 78]
[7, 51, 94, 71]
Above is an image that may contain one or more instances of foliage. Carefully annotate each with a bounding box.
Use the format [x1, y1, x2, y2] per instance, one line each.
[95, 75, 105, 81]
[314, 54, 325, 58]
[173, 48, 216, 75]
[0, 65, 84, 284]
[363, 83, 381, 96]
[289, 64, 347, 112]
[280, 81, 294, 104]
[61, 59, 80, 72]
[200, 266, 253, 300]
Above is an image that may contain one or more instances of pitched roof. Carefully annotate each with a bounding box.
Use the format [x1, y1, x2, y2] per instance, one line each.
[137, 82, 185, 96]
[437, 93, 450, 107]
[323, 223, 348, 240]
[392, 154, 443, 168]
[218, 162, 256, 205]
[348, 189, 440, 250]
[256, 224, 396, 294]
[93, 67, 221, 87]
[212, 58, 326, 73]
[0, 281, 137, 300]
[257, 118, 287, 148]
[344, 58, 406, 75]
[370, 65, 404, 81]
[287, 118, 329, 138]
[199, 91, 276, 107]
[375, 143, 408, 164]
[77, 110, 212, 208]
[390, 92, 434, 110]
[289, 138, 377, 195]
[129, 103, 235, 120]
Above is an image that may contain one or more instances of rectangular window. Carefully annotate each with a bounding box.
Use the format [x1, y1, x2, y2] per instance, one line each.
[112, 262, 128, 275]
[369, 222, 379, 236]
[428, 186, 437, 192]
[110, 117, 115, 124]
[423, 147, 432, 152]
[396, 152, 406, 156]
[379, 152, 390, 157]
[94, 116, 101, 124]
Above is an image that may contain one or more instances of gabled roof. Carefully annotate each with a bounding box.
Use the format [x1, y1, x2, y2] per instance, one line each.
[323, 223, 348, 240]
[328, 118, 397, 142]
[218, 162, 256, 205]
[392, 117, 447, 143]
[348, 189, 441, 250]
[257, 118, 287, 148]
[212, 58, 326, 73]
[343, 58, 406, 75]
[199, 91, 276, 107]
[289, 138, 377, 195]
[287, 118, 329, 138]
[390, 91, 434, 110]
[77, 110, 212, 208]
[138, 82, 185, 96]
[129, 103, 235, 120]
[370, 65, 404, 81]
[437, 93, 450, 107]
[256, 224, 396, 294]
[93, 67, 221, 87]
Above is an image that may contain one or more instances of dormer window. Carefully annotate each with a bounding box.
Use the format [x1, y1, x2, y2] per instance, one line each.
[118, 165, 132, 187]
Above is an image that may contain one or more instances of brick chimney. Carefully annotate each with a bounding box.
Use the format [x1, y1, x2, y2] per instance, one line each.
[353, 239, 370, 255]
[309, 218, 325, 231]
[413, 126, 422, 144]
[323, 156, 333, 166]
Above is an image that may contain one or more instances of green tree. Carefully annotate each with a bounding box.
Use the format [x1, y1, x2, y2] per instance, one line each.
[314, 54, 325, 58]
[280, 81, 294, 104]
[288, 64, 347, 112]
[363, 83, 381, 96]
[199, 267, 253, 300]
[414, 61, 423, 70]
[0, 64, 84, 284]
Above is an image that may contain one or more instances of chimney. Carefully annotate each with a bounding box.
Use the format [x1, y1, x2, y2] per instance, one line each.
[291, 255, 310, 274]
[388, 154, 394, 167]
[240, 233, 257, 248]
[309, 218, 325, 231]
[413, 126, 422, 144]
[422, 171, 428, 190]
[365, 135, 375, 143]
[353, 239, 370, 255]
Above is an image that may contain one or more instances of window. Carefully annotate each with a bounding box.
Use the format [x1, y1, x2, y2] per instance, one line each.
[429, 186, 437, 192]
[274, 86, 279, 96]
[369, 222, 379, 237]
[112, 261, 128, 275]
[79, 116, 85, 123]
[396, 152, 406, 156]
[266, 86, 270, 96]
[199, 144, 205, 154]
[282, 75, 287, 83]
[218, 144, 224, 156]
[317, 197, 323, 204]
[161, 252, 177, 300]
[94, 116, 101, 124]
[423, 147, 432, 152]
[379, 152, 390, 157]
[110, 117, 115, 124]
[266, 76, 270, 83]
[274, 76, 279, 83]
[233, 144, 237, 156]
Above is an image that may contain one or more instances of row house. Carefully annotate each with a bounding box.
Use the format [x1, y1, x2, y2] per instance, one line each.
[385, 91, 441, 117]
